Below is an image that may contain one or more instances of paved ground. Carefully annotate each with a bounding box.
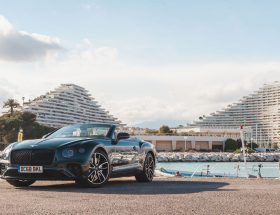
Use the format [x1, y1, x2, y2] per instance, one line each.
[0, 177, 280, 215]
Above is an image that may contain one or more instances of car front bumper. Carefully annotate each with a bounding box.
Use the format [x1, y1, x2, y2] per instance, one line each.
[0, 160, 90, 181]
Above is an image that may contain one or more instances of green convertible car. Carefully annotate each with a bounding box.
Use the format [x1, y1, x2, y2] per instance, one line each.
[0, 123, 156, 187]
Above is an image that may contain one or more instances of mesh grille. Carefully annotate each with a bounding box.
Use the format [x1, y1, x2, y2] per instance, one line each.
[11, 150, 54, 165]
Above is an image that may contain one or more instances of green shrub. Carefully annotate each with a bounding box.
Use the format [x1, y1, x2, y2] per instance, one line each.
[159, 125, 172, 134]
[225, 138, 238, 152]
[237, 138, 259, 149]
[234, 148, 255, 154]
[246, 142, 258, 149]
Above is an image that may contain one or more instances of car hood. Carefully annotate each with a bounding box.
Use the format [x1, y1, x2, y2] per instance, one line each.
[11, 137, 94, 151]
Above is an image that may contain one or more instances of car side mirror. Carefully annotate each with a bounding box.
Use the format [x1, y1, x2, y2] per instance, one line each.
[117, 132, 130, 140]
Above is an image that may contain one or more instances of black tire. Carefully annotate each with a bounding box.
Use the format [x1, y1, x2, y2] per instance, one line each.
[6, 179, 36, 187]
[135, 152, 155, 182]
[76, 149, 110, 188]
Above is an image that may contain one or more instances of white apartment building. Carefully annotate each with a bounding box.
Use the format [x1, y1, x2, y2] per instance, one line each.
[23, 84, 121, 128]
[171, 126, 242, 139]
[192, 82, 280, 146]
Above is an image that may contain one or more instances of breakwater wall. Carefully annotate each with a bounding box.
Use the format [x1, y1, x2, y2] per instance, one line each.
[156, 152, 280, 162]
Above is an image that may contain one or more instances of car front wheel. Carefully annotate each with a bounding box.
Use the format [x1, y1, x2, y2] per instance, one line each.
[76, 149, 110, 188]
[135, 152, 155, 182]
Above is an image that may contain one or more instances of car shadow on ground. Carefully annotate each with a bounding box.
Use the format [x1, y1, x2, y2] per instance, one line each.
[16, 178, 234, 195]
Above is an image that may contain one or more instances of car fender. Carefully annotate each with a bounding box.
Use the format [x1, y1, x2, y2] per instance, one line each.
[77, 140, 108, 163]
[139, 141, 156, 166]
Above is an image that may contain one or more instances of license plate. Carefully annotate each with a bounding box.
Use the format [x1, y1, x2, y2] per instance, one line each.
[18, 166, 43, 173]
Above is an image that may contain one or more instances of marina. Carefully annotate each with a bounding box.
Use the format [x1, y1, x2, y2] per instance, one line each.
[157, 162, 280, 178]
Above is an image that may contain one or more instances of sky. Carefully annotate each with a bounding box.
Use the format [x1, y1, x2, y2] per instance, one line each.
[1, 0, 280, 128]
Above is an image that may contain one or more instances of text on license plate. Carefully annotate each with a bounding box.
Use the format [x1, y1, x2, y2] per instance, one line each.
[18, 166, 43, 173]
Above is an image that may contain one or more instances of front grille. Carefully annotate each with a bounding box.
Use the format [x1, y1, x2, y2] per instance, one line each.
[11, 150, 54, 165]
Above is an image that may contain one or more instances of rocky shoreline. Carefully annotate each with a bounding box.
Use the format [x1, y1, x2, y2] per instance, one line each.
[156, 152, 280, 162]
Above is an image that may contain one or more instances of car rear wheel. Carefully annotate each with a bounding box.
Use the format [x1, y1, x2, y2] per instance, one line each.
[6, 179, 36, 187]
[76, 149, 110, 188]
[135, 152, 155, 182]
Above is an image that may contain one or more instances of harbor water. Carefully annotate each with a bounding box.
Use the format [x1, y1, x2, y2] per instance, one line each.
[156, 162, 280, 178]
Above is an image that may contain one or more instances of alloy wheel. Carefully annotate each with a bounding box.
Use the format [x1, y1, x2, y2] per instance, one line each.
[87, 152, 109, 185]
[145, 154, 155, 180]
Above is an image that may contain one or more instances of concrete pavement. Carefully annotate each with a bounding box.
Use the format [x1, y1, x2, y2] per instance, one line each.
[0, 177, 279, 215]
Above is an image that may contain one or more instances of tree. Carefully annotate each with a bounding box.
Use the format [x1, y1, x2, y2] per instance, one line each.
[237, 138, 248, 148]
[0, 111, 55, 144]
[273, 143, 279, 150]
[144, 128, 158, 134]
[159, 125, 172, 134]
[3, 99, 21, 115]
[247, 142, 258, 149]
[225, 138, 238, 152]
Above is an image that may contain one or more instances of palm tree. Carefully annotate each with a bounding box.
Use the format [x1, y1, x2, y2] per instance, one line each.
[3, 99, 21, 115]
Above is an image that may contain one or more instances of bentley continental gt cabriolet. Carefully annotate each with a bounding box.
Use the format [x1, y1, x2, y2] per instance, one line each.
[0, 124, 156, 187]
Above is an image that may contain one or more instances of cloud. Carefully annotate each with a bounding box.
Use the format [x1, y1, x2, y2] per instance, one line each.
[201, 82, 253, 103]
[96, 62, 280, 126]
[1, 35, 280, 127]
[71, 40, 118, 64]
[0, 15, 63, 62]
[0, 88, 10, 102]
[82, 3, 95, 10]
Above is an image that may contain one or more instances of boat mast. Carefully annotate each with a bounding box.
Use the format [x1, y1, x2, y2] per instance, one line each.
[240, 125, 248, 177]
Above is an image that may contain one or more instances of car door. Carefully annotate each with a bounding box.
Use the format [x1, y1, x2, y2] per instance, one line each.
[110, 133, 140, 174]
[125, 137, 141, 168]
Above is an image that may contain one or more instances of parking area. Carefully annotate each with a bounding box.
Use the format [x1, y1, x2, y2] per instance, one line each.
[0, 177, 280, 215]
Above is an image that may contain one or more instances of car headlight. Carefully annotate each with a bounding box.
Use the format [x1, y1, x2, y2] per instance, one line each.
[62, 148, 74, 158]
[1, 144, 13, 160]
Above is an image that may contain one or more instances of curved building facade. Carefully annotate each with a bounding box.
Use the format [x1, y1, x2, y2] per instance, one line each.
[23, 84, 121, 128]
[192, 82, 280, 146]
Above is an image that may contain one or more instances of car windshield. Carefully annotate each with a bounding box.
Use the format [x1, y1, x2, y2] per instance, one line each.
[48, 124, 111, 138]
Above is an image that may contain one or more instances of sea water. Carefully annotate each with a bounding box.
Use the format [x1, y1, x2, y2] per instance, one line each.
[156, 162, 280, 178]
